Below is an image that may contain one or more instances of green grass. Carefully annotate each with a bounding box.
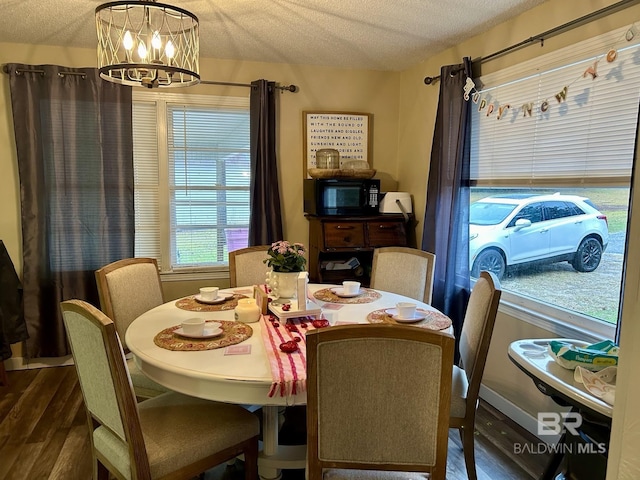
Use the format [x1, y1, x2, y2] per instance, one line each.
[582, 306, 618, 325]
[580, 188, 630, 233]
[604, 211, 628, 234]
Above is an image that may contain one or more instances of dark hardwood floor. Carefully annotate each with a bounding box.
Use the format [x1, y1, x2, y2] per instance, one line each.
[0, 366, 549, 479]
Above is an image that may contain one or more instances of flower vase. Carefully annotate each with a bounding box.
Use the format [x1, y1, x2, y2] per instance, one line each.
[266, 271, 300, 299]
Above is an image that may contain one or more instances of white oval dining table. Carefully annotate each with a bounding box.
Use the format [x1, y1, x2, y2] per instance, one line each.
[125, 284, 453, 480]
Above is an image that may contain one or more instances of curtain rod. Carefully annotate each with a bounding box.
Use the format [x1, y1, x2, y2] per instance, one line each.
[423, 0, 640, 85]
[199, 80, 298, 92]
[2, 66, 87, 77]
[1, 66, 298, 92]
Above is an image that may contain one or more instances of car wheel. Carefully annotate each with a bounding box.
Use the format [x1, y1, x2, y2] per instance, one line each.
[472, 249, 506, 280]
[571, 237, 603, 272]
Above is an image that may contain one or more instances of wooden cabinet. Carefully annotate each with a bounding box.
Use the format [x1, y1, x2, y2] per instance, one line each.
[306, 214, 412, 286]
[323, 222, 366, 248]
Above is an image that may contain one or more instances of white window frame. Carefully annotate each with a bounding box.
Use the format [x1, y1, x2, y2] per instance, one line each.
[132, 91, 251, 280]
[469, 25, 639, 341]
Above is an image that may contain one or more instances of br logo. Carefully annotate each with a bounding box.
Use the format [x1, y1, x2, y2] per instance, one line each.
[537, 412, 582, 436]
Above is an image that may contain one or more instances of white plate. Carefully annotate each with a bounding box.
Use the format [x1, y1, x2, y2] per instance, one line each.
[331, 287, 363, 298]
[174, 327, 223, 339]
[385, 308, 428, 323]
[194, 293, 233, 304]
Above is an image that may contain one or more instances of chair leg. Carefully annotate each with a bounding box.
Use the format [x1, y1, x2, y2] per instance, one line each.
[243, 436, 259, 480]
[460, 425, 478, 480]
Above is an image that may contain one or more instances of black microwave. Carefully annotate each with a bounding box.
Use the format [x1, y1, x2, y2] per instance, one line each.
[304, 178, 380, 216]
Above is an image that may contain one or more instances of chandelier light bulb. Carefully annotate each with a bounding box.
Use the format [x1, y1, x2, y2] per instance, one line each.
[152, 30, 162, 50]
[123, 30, 134, 51]
[137, 41, 148, 60]
[96, 1, 200, 88]
[165, 40, 175, 59]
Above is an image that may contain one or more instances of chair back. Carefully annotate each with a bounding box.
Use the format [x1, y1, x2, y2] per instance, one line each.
[95, 258, 163, 350]
[370, 247, 436, 304]
[61, 299, 151, 479]
[458, 270, 502, 405]
[306, 324, 454, 480]
[228, 245, 271, 287]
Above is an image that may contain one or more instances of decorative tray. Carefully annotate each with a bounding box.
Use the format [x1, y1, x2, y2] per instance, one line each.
[308, 168, 376, 179]
[268, 299, 322, 320]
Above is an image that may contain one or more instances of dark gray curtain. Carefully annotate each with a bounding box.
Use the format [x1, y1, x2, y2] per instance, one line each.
[7, 64, 133, 358]
[249, 79, 283, 245]
[0, 240, 28, 361]
[422, 58, 473, 352]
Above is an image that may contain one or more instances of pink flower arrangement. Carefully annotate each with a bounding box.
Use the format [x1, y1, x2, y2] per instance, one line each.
[264, 241, 307, 272]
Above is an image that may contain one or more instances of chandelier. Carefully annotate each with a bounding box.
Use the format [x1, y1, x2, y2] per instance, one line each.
[96, 0, 200, 88]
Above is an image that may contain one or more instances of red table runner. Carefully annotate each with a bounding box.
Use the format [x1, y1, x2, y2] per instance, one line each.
[260, 314, 329, 398]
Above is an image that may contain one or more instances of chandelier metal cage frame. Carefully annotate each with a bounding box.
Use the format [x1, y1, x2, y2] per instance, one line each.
[96, 0, 200, 88]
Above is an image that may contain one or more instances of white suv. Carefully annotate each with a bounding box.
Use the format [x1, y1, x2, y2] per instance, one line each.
[469, 194, 609, 279]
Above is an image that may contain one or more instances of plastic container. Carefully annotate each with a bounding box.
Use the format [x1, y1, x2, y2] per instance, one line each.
[315, 149, 340, 169]
[341, 160, 369, 170]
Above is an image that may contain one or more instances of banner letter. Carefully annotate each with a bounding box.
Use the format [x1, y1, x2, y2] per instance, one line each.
[555, 86, 568, 104]
[486, 104, 495, 117]
[463, 77, 476, 101]
[497, 104, 511, 120]
[584, 62, 598, 80]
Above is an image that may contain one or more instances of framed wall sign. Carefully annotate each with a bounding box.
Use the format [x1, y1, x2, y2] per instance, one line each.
[303, 111, 372, 178]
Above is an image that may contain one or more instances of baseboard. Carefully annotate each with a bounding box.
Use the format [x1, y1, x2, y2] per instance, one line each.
[480, 384, 561, 444]
[4, 355, 74, 371]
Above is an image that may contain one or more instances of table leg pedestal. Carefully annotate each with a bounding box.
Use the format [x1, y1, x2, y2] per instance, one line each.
[258, 406, 307, 480]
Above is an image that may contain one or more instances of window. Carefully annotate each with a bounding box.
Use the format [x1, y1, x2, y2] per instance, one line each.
[132, 92, 251, 273]
[469, 25, 638, 336]
[508, 203, 543, 226]
[544, 201, 574, 221]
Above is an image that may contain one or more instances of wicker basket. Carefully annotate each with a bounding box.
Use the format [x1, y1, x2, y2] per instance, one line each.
[308, 168, 376, 179]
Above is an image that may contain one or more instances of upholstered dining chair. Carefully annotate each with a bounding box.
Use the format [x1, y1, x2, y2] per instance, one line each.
[370, 247, 436, 304]
[95, 257, 167, 399]
[60, 299, 260, 480]
[450, 270, 502, 480]
[228, 245, 271, 287]
[306, 324, 454, 480]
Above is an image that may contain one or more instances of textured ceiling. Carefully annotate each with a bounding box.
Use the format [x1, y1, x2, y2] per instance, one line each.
[0, 0, 545, 71]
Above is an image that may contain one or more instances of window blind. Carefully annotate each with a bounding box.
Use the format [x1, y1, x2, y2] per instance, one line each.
[132, 92, 250, 272]
[471, 25, 640, 186]
[132, 101, 162, 267]
[167, 104, 250, 268]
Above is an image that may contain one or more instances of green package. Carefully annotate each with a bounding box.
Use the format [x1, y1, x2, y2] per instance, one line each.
[548, 340, 619, 371]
